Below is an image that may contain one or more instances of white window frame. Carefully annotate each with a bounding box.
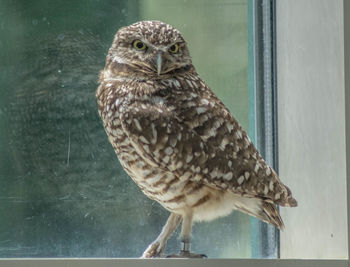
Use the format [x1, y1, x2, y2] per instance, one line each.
[277, 0, 348, 259]
[1, 1, 349, 266]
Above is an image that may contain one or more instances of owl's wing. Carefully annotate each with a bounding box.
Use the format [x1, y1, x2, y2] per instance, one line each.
[120, 98, 297, 208]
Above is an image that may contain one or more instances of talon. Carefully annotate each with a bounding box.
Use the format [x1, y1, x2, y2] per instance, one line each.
[141, 241, 165, 258]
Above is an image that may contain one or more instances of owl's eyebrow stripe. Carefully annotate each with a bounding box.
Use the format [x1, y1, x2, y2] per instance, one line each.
[138, 40, 175, 52]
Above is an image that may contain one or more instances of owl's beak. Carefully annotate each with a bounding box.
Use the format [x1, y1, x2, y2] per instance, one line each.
[156, 53, 163, 76]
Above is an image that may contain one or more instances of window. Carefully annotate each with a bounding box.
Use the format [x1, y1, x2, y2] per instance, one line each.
[0, 0, 349, 266]
[0, 0, 261, 258]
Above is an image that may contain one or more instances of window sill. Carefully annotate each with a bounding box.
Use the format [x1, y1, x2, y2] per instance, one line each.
[0, 259, 348, 267]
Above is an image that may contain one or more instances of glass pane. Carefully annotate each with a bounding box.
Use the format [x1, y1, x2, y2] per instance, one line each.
[139, 0, 250, 258]
[0, 0, 263, 258]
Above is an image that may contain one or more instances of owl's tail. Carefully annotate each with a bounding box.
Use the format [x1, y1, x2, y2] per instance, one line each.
[234, 196, 284, 229]
[259, 201, 285, 230]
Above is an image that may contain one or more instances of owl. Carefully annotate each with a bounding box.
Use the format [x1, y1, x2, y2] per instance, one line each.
[96, 20, 297, 258]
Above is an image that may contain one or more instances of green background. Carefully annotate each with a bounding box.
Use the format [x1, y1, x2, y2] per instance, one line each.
[0, 0, 250, 258]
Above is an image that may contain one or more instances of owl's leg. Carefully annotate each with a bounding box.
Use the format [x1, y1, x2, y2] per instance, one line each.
[141, 212, 181, 258]
[180, 211, 193, 252]
[167, 212, 207, 258]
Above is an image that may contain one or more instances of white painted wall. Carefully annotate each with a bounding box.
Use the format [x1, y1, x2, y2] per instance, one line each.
[277, 0, 348, 259]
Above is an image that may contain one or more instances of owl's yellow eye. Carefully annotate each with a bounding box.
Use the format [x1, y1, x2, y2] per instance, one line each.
[132, 40, 147, 50]
[169, 43, 179, 54]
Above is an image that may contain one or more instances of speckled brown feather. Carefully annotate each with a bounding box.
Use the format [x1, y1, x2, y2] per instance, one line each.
[96, 20, 297, 257]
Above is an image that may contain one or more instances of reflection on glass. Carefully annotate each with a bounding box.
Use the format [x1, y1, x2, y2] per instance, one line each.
[0, 0, 251, 258]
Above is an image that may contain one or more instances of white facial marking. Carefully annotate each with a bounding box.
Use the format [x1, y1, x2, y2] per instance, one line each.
[113, 55, 126, 64]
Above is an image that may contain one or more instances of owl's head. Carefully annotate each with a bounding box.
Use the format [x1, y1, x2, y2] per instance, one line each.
[105, 20, 193, 78]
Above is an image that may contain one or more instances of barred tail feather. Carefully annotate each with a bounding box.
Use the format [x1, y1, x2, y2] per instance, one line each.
[261, 202, 285, 230]
[233, 196, 284, 230]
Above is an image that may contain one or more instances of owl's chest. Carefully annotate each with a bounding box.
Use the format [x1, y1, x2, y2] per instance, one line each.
[99, 81, 168, 154]
[100, 106, 183, 204]
[99, 96, 163, 177]
[98, 81, 211, 207]
[104, 119, 183, 205]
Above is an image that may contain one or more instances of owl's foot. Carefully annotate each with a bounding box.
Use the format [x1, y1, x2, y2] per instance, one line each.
[166, 241, 207, 258]
[166, 250, 207, 258]
[141, 241, 165, 258]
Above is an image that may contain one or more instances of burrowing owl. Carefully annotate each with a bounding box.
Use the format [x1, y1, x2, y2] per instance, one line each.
[96, 20, 297, 258]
